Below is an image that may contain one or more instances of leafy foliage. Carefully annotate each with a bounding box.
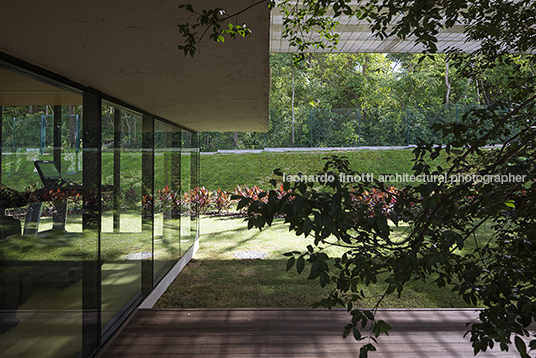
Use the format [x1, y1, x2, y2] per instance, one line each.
[0, 184, 38, 209]
[234, 143, 536, 355]
[176, 2, 259, 56]
[177, 0, 536, 356]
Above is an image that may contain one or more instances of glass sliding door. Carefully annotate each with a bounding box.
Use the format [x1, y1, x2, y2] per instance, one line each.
[180, 131, 193, 254]
[191, 132, 200, 242]
[0, 72, 86, 357]
[154, 121, 181, 282]
[100, 103, 147, 339]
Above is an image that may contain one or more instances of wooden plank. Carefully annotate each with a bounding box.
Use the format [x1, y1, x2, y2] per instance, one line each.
[109, 333, 478, 346]
[98, 309, 528, 358]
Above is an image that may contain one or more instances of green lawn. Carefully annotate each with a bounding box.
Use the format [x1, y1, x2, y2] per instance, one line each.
[2, 148, 446, 194]
[200, 149, 447, 191]
[154, 216, 474, 309]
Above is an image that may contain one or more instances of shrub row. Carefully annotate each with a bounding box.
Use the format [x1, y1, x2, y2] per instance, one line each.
[181, 184, 403, 216]
[3, 183, 405, 218]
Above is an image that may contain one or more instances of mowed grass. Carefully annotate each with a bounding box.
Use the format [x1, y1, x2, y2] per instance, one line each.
[200, 149, 443, 191]
[3, 148, 445, 192]
[154, 216, 473, 309]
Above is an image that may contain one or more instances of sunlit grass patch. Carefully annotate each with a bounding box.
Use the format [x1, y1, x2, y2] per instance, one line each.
[155, 216, 473, 309]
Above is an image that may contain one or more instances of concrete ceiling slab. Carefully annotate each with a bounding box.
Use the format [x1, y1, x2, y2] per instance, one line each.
[0, 0, 270, 132]
[0, 68, 82, 105]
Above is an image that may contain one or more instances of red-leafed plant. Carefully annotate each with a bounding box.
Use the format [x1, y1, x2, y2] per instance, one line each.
[233, 185, 267, 203]
[185, 187, 213, 214]
[214, 188, 232, 213]
[156, 184, 181, 217]
[141, 194, 153, 219]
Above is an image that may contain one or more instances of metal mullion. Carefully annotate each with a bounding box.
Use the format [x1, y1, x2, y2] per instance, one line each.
[81, 91, 102, 357]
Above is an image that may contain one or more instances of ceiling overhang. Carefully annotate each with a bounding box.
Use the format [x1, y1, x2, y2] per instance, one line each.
[0, 67, 82, 106]
[0, 0, 270, 132]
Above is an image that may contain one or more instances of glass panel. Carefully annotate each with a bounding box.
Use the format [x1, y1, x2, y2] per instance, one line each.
[154, 121, 181, 282]
[191, 132, 199, 243]
[0, 101, 85, 357]
[100, 104, 146, 336]
[181, 131, 193, 253]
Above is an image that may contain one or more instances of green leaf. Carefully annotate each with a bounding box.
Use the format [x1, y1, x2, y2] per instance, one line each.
[319, 271, 330, 287]
[363, 310, 374, 320]
[359, 347, 369, 358]
[378, 320, 392, 333]
[528, 339, 536, 350]
[515, 336, 527, 356]
[343, 324, 353, 338]
[286, 256, 295, 271]
[274, 168, 284, 176]
[386, 284, 396, 295]
[353, 328, 362, 340]
[504, 200, 516, 208]
[296, 256, 305, 274]
[473, 341, 481, 355]
[360, 343, 376, 358]
[303, 217, 312, 237]
[236, 198, 250, 210]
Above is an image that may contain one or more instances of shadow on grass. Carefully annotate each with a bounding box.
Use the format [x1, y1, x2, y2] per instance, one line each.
[199, 217, 294, 259]
[154, 259, 473, 310]
[155, 259, 330, 309]
[166, 216, 479, 310]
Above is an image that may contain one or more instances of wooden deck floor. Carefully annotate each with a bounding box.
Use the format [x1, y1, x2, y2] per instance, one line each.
[98, 308, 526, 357]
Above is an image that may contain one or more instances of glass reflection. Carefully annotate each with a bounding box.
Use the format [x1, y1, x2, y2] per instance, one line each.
[180, 131, 193, 253]
[0, 68, 200, 358]
[0, 104, 84, 358]
[154, 121, 181, 282]
[100, 105, 145, 336]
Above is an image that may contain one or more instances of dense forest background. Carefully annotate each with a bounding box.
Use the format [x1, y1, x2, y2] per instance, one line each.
[201, 53, 533, 150]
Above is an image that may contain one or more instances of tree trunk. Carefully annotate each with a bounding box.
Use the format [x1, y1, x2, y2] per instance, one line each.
[361, 56, 370, 122]
[233, 132, 238, 148]
[291, 64, 295, 147]
[445, 55, 451, 107]
[475, 78, 481, 104]
[480, 79, 491, 106]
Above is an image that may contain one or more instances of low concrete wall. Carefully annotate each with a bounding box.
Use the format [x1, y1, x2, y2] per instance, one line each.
[138, 238, 199, 309]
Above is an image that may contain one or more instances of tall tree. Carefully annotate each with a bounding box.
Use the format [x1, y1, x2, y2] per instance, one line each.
[291, 63, 296, 146]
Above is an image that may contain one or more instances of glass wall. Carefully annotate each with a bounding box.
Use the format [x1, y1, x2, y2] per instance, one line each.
[181, 131, 194, 254]
[192, 132, 200, 241]
[0, 102, 86, 358]
[100, 104, 147, 338]
[154, 121, 181, 282]
[0, 65, 199, 358]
